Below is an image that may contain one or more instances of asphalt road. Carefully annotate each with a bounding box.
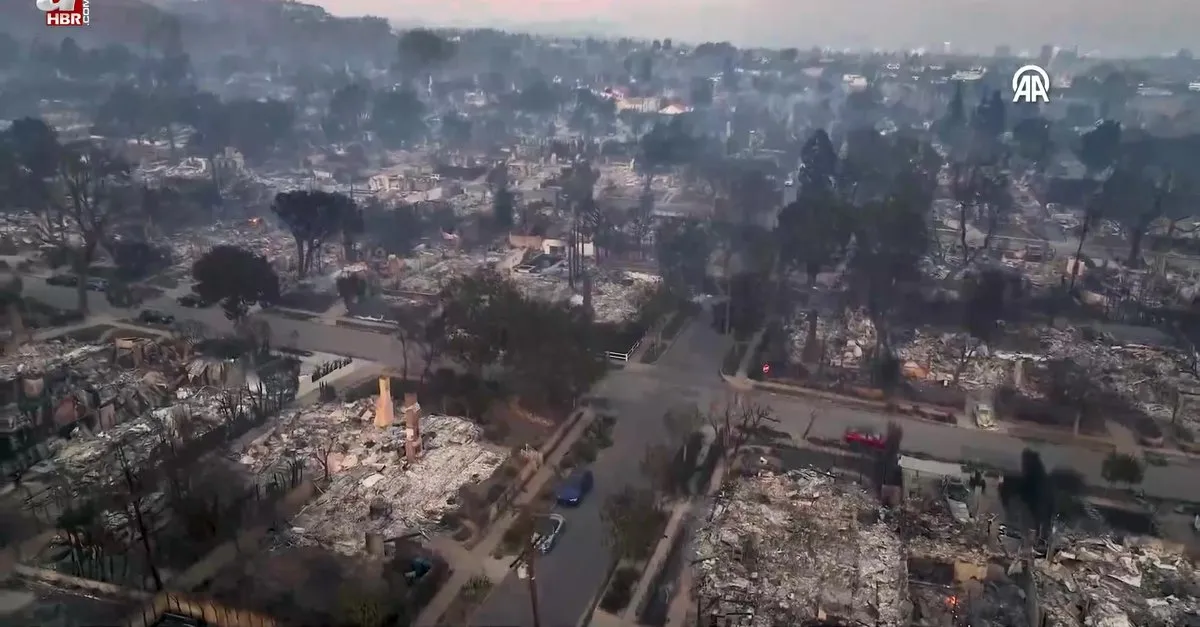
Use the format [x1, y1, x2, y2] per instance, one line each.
[473, 311, 1200, 627]
[470, 311, 734, 627]
[760, 390, 1200, 502]
[22, 278, 417, 369]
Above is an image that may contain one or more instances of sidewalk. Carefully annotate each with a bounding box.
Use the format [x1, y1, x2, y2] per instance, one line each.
[415, 409, 598, 626]
[734, 326, 767, 379]
[619, 458, 730, 624]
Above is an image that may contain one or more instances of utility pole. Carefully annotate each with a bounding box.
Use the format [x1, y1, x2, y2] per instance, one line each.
[526, 546, 542, 627]
[512, 509, 546, 627]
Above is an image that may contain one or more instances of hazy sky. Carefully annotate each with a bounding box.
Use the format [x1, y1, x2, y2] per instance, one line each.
[312, 0, 1198, 56]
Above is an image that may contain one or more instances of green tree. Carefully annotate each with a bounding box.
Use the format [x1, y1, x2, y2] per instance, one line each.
[271, 190, 351, 277]
[396, 28, 455, 84]
[493, 188, 515, 229]
[501, 299, 607, 414]
[370, 88, 426, 148]
[439, 270, 523, 376]
[192, 245, 281, 322]
[847, 190, 929, 359]
[777, 193, 842, 286]
[336, 582, 390, 627]
[1078, 121, 1122, 177]
[324, 82, 370, 142]
[654, 218, 710, 295]
[1012, 117, 1053, 172]
[1101, 452, 1145, 489]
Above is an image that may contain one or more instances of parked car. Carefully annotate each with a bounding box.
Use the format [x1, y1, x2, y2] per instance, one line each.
[556, 469, 594, 506]
[996, 523, 1049, 557]
[137, 309, 174, 325]
[843, 429, 885, 450]
[176, 293, 207, 308]
[86, 278, 108, 292]
[973, 402, 996, 429]
[943, 478, 972, 523]
[533, 513, 566, 554]
[46, 274, 78, 287]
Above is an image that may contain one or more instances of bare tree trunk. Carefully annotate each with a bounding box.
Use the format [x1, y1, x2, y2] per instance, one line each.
[117, 447, 163, 591]
[294, 239, 307, 277]
[953, 339, 978, 385]
[7, 302, 23, 353]
[74, 258, 89, 315]
[397, 335, 410, 380]
[1069, 216, 1091, 291]
[1128, 226, 1146, 269]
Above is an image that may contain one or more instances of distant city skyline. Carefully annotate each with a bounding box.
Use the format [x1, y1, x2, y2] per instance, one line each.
[312, 0, 1197, 57]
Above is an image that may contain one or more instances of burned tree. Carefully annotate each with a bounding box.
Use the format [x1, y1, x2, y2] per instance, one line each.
[949, 161, 1012, 271]
[33, 142, 134, 314]
[703, 394, 778, 462]
[312, 436, 339, 483]
[953, 268, 1008, 384]
[115, 445, 163, 590]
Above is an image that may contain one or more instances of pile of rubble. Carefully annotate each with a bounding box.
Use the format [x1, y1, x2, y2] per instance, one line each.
[0, 210, 50, 251]
[787, 308, 1198, 426]
[238, 400, 505, 555]
[49, 386, 230, 491]
[589, 271, 660, 324]
[0, 339, 170, 446]
[160, 221, 342, 276]
[893, 329, 1010, 389]
[394, 250, 503, 294]
[0, 340, 109, 380]
[786, 309, 876, 371]
[1037, 536, 1200, 627]
[691, 469, 907, 626]
[509, 267, 659, 324]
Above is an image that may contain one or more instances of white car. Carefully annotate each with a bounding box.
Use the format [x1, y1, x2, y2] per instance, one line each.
[943, 479, 972, 523]
[533, 513, 566, 555]
[974, 402, 996, 429]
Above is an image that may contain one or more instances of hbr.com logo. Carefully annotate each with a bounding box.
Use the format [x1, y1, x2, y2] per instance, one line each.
[36, 0, 90, 27]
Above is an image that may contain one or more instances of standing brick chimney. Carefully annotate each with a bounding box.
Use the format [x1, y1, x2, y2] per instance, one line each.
[374, 377, 394, 428]
[403, 392, 422, 462]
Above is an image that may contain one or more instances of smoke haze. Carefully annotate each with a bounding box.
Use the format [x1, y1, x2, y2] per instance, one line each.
[313, 0, 1196, 56]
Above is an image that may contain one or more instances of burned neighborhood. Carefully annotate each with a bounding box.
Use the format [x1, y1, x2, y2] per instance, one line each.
[2, 2, 1200, 627]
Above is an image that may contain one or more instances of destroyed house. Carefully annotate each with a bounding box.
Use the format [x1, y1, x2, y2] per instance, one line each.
[0, 341, 177, 466]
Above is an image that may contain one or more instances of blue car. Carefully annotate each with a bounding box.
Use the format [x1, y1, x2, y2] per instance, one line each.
[556, 469, 594, 506]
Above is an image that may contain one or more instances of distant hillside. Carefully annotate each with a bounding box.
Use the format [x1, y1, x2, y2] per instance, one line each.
[504, 19, 625, 39]
[393, 16, 625, 39]
[0, 0, 171, 46]
[0, 0, 394, 65]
